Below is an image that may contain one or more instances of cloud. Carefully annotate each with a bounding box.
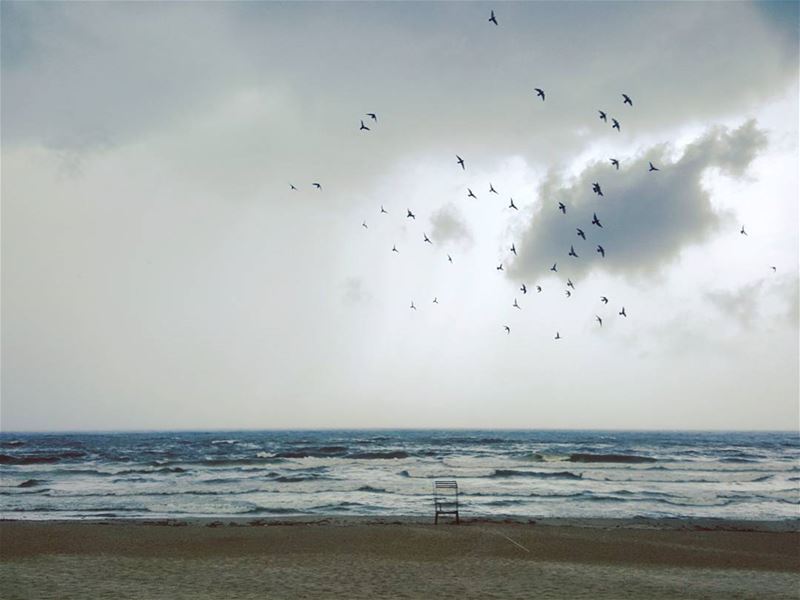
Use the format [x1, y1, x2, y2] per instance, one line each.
[706, 280, 766, 328]
[429, 203, 473, 247]
[508, 120, 768, 282]
[341, 277, 372, 307]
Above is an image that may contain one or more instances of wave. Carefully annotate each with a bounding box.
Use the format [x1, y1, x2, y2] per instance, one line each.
[18, 479, 45, 488]
[491, 469, 583, 480]
[348, 451, 409, 460]
[357, 485, 387, 493]
[568, 453, 656, 464]
[0, 440, 25, 448]
[0, 451, 86, 465]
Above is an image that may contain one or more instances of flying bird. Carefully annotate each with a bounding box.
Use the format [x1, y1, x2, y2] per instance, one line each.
[592, 213, 603, 228]
[740, 226, 747, 236]
[536, 285, 542, 293]
[611, 119, 620, 131]
[649, 161, 659, 172]
[622, 93, 633, 106]
[596, 315, 603, 327]
[448, 254, 453, 263]
[392, 244, 399, 253]
[567, 279, 575, 289]
[290, 184, 298, 190]
[576, 228, 586, 240]
[381, 205, 388, 214]
[610, 158, 619, 170]
[555, 332, 561, 340]
[598, 110, 607, 122]
[550, 263, 558, 272]
[520, 284, 527, 294]
[360, 120, 370, 131]
[423, 233, 432, 244]
[504, 325, 511, 334]
[596, 245, 605, 257]
[313, 182, 322, 189]
[489, 183, 498, 194]
[568, 245, 579, 258]
[565, 290, 572, 298]
[558, 202, 566, 214]
[497, 263, 504, 271]
[513, 298, 521, 309]
[592, 182, 603, 196]
[456, 155, 465, 170]
[489, 10, 498, 25]
[467, 188, 477, 199]
[601, 296, 609, 304]
[509, 198, 518, 210]
[770, 266, 777, 272]
[534, 88, 545, 101]
[510, 243, 517, 255]
[410, 302, 417, 310]
[362, 221, 368, 229]
[367, 113, 377, 122]
[619, 307, 627, 317]
[433, 297, 439, 304]
[407, 209, 416, 219]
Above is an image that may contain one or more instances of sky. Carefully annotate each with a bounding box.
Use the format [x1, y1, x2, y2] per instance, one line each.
[1, 1, 798, 432]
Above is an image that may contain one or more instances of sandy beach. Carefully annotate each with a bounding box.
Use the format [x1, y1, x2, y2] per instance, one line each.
[1, 518, 798, 599]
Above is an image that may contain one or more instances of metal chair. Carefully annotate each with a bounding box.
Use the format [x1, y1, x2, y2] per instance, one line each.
[434, 480, 459, 524]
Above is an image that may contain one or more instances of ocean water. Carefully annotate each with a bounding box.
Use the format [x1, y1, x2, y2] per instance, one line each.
[1, 430, 798, 521]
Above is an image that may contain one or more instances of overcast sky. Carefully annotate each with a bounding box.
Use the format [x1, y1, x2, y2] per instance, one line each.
[2, 1, 798, 432]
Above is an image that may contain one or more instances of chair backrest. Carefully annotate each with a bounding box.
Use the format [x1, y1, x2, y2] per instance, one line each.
[434, 480, 458, 496]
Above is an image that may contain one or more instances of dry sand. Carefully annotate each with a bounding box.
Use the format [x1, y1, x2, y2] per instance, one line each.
[1, 518, 798, 599]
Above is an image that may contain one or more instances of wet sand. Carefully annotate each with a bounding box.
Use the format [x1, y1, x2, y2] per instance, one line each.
[1, 518, 798, 599]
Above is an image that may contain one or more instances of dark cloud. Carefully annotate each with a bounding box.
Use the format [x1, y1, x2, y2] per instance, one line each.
[508, 120, 768, 282]
[429, 203, 473, 247]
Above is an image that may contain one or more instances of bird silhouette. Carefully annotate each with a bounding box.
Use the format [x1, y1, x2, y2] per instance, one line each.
[740, 226, 747, 236]
[290, 184, 298, 190]
[601, 296, 608, 304]
[360, 120, 370, 131]
[534, 88, 545, 101]
[577, 228, 586, 240]
[410, 302, 417, 310]
[362, 221, 368, 229]
[467, 188, 477, 199]
[489, 10, 498, 25]
[649, 161, 659, 172]
[456, 155, 465, 170]
[504, 325, 511, 334]
[367, 113, 377, 122]
[407, 209, 416, 219]
[509, 198, 518, 210]
[596, 245, 605, 257]
[565, 290, 572, 298]
[380, 205, 388, 214]
[596, 315, 603, 327]
[592, 182, 603, 196]
[622, 93, 632, 106]
[433, 297, 439, 304]
[569, 245, 579, 258]
[770, 266, 777, 272]
[448, 254, 453, 263]
[558, 202, 566, 214]
[423, 233, 432, 244]
[592, 213, 603, 228]
[510, 244, 517, 255]
[567, 279, 575, 289]
[610, 158, 619, 170]
[497, 263, 504, 271]
[513, 298, 521, 309]
[520, 284, 527, 294]
[598, 110, 607, 122]
[489, 183, 498, 194]
[392, 244, 399, 253]
[313, 182, 322, 189]
[612, 119, 620, 131]
[536, 285, 542, 293]
[551, 263, 558, 272]
[555, 332, 561, 340]
[619, 307, 627, 317]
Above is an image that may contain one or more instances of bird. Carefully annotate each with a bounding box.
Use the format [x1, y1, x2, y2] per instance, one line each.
[513, 298, 521, 309]
[520, 284, 527, 294]
[467, 188, 477, 199]
[619, 307, 627, 317]
[592, 182, 603, 196]
[489, 183, 498, 194]
[534, 88, 545, 101]
[392, 244, 399, 253]
[290, 184, 298, 190]
[410, 302, 417, 310]
[610, 158, 619, 170]
[433, 297, 439, 304]
[367, 113, 377, 122]
[407, 209, 416, 219]
[569, 245, 579, 258]
[596, 315, 603, 327]
[592, 213, 603, 228]
[504, 325, 511, 334]
[380, 205, 388, 214]
[362, 221, 368, 229]
[360, 120, 370, 131]
[740, 226, 747, 236]
[596, 245, 605, 257]
[622, 93, 632, 106]
[555, 332, 561, 340]
[558, 202, 566, 214]
[770, 266, 777, 272]
[448, 254, 453, 264]
[611, 119, 620, 131]
[489, 10, 498, 25]
[550, 263, 558, 272]
[423, 233, 432, 244]
[576, 228, 586, 240]
[565, 290, 572, 298]
[456, 155, 465, 170]
[509, 198, 518, 210]
[313, 182, 322, 189]
[649, 161, 659, 172]
[536, 285, 542, 293]
[510, 244, 517, 256]
[600, 296, 608, 304]
[497, 263, 504, 271]
[598, 110, 607, 122]
[567, 279, 575, 289]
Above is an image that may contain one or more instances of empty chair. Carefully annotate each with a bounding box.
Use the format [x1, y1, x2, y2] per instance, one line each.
[433, 480, 460, 525]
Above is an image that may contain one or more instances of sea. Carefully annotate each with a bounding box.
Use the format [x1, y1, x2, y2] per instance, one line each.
[1, 430, 798, 521]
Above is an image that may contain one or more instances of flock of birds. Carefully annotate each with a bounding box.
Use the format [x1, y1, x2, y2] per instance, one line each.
[286, 9, 767, 340]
